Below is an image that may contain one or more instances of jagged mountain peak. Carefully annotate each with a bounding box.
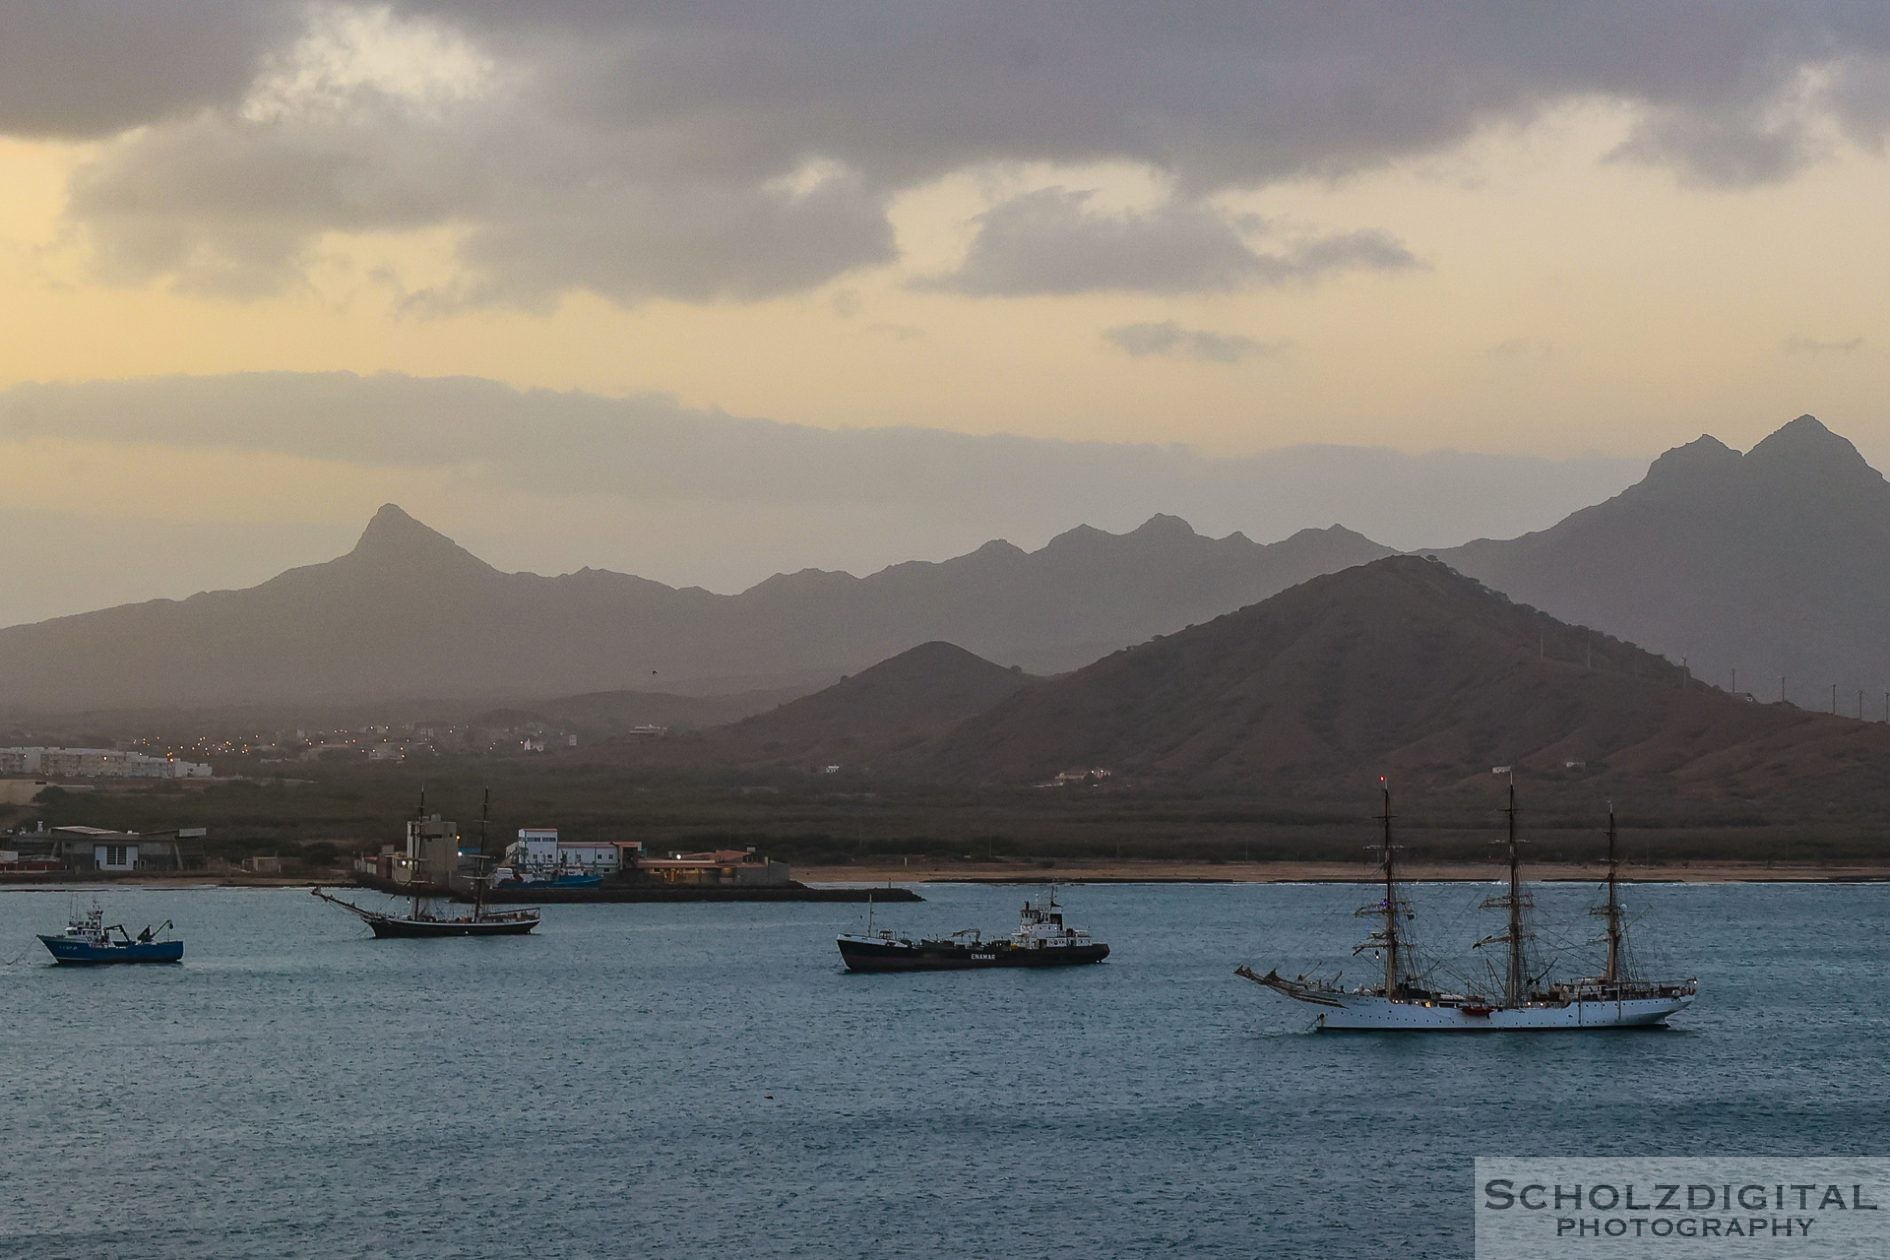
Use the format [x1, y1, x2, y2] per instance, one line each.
[1128, 513, 1198, 541]
[1744, 413, 1877, 476]
[1645, 433, 1738, 475]
[347, 504, 494, 572]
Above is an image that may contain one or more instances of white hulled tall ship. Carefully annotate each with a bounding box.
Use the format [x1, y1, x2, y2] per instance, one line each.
[1237, 780, 1696, 1031]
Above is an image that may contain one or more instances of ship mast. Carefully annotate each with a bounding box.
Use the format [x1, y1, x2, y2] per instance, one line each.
[1503, 779, 1525, 1006]
[1354, 777, 1407, 997]
[1475, 775, 1533, 1006]
[473, 787, 491, 920]
[411, 782, 427, 920]
[1379, 780, 1402, 996]
[1599, 804, 1624, 987]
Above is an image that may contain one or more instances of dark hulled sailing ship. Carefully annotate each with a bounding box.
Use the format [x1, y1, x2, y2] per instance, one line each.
[1237, 779, 1695, 1030]
[313, 791, 540, 938]
[837, 887, 1109, 972]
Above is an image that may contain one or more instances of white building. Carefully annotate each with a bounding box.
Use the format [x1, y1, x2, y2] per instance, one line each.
[0, 746, 212, 780]
[502, 828, 636, 875]
[509, 828, 562, 869]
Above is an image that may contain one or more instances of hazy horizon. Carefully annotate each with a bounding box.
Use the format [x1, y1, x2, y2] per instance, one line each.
[2, 369, 1664, 627]
[5, 6, 1890, 628]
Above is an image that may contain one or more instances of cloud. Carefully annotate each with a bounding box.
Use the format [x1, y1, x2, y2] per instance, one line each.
[19, 4, 1890, 303]
[1783, 334, 1866, 355]
[921, 189, 1269, 295]
[1104, 322, 1285, 364]
[921, 188, 1416, 296]
[0, 373, 1647, 587]
[1249, 229, 1421, 284]
[1608, 105, 1820, 188]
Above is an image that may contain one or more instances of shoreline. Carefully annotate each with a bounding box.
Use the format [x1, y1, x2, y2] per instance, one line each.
[798, 858, 1890, 885]
[4, 858, 1887, 891]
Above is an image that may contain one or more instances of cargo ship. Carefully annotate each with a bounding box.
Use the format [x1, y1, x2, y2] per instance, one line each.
[837, 887, 1109, 972]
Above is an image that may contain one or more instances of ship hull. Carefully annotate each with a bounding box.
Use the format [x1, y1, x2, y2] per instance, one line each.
[39, 936, 184, 964]
[1296, 992, 1692, 1031]
[838, 938, 1109, 972]
[365, 915, 539, 938]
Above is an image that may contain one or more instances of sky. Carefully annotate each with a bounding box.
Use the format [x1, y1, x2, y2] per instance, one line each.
[4, 2, 1890, 625]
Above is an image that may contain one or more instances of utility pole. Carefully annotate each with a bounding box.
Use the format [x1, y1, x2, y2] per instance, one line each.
[1731, 668, 1737, 696]
[1832, 683, 1839, 714]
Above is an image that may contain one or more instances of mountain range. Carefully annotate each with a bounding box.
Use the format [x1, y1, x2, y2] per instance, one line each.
[1435, 415, 1890, 708]
[0, 505, 1385, 710]
[2, 411, 1884, 720]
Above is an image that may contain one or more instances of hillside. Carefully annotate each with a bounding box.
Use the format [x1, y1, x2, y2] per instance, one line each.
[711, 641, 1033, 765]
[0, 505, 1389, 710]
[922, 556, 1890, 813]
[1433, 415, 1890, 706]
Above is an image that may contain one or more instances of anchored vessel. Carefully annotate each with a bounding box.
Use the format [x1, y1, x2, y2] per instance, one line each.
[39, 903, 183, 964]
[837, 887, 1109, 972]
[1237, 781, 1695, 1031]
[313, 878, 540, 938]
[314, 791, 540, 938]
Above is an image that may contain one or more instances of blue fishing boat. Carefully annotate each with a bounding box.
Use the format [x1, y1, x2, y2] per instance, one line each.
[495, 869, 602, 890]
[39, 903, 184, 964]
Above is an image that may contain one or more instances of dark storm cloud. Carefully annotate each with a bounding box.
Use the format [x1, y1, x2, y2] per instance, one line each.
[1104, 322, 1284, 364]
[0, 1, 297, 139]
[17, 3, 1890, 303]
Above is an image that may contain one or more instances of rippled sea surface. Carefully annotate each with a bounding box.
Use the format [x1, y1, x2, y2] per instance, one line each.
[2, 881, 1885, 1259]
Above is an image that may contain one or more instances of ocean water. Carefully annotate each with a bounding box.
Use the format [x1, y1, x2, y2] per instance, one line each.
[1, 881, 1884, 1259]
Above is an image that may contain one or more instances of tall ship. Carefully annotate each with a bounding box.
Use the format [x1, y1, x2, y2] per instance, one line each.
[314, 791, 540, 938]
[838, 887, 1109, 972]
[1237, 780, 1696, 1031]
[39, 902, 183, 964]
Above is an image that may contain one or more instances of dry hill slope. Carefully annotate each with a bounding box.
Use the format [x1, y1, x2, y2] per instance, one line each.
[710, 641, 1034, 765]
[921, 556, 1890, 813]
